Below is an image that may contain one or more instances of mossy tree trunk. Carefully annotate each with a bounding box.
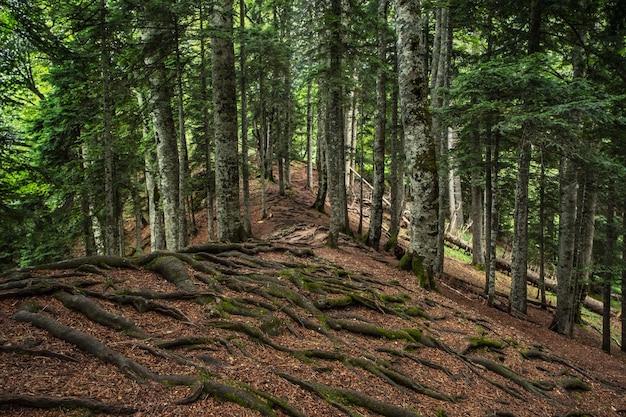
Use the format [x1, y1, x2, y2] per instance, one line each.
[212, 0, 244, 242]
[394, 0, 440, 289]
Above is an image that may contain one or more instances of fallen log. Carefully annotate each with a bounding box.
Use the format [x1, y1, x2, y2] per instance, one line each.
[444, 235, 616, 317]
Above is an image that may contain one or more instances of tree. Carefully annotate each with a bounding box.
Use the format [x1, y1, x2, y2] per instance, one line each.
[326, 0, 349, 248]
[212, 0, 244, 242]
[366, 0, 389, 251]
[139, 1, 182, 251]
[394, 0, 439, 289]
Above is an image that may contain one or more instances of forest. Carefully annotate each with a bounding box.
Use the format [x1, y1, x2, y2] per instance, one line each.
[1, 0, 626, 415]
[2, 0, 626, 340]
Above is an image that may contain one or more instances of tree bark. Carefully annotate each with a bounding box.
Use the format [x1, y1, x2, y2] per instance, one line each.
[240, 0, 252, 235]
[174, 21, 189, 248]
[212, 0, 244, 242]
[602, 184, 616, 353]
[389, 76, 404, 239]
[199, 6, 215, 241]
[367, 0, 389, 251]
[470, 127, 484, 266]
[306, 82, 314, 190]
[550, 156, 578, 335]
[136, 91, 166, 251]
[327, 0, 349, 248]
[622, 195, 626, 352]
[510, 136, 531, 314]
[140, 6, 181, 251]
[394, 0, 440, 289]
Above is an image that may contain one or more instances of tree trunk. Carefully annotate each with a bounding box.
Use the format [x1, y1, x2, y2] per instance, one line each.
[485, 126, 498, 306]
[538, 147, 547, 308]
[550, 157, 578, 335]
[240, 0, 252, 235]
[313, 94, 328, 213]
[327, 0, 349, 248]
[570, 167, 597, 334]
[199, 5, 215, 241]
[367, 0, 388, 251]
[470, 126, 484, 266]
[306, 82, 314, 190]
[602, 192, 616, 353]
[136, 91, 166, 252]
[388, 77, 404, 239]
[447, 128, 464, 233]
[394, 0, 440, 289]
[174, 22, 189, 248]
[345, 88, 357, 192]
[140, 7, 181, 251]
[510, 136, 531, 314]
[101, 0, 119, 256]
[212, 0, 243, 242]
[621, 195, 626, 352]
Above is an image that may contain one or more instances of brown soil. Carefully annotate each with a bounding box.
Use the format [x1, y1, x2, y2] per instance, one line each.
[1, 162, 625, 417]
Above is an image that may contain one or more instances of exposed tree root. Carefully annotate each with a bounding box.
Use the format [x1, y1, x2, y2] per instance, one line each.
[54, 291, 146, 338]
[0, 393, 136, 414]
[277, 372, 422, 417]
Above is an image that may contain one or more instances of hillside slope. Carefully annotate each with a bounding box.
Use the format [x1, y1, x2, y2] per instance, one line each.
[1, 164, 626, 417]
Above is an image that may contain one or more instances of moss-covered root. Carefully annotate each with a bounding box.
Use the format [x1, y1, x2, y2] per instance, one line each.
[277, 372, 422, 417]
[397, 251, 438, 291]
[179, 380, 278, 416]
[0, 393, 136, 415]
[146, 255, 197, 292]
[467, 356, 554, 401]
[54, 291, 146, 338]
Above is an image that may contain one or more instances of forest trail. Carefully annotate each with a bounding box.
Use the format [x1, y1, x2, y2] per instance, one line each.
[2, 162, 626, 417]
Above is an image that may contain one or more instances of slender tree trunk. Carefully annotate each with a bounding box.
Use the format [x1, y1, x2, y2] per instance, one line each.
[313, 94, 328, 213]
[367, 0, 388, 251]
[80, 146, 97, 256]
[135, 90, 166, 251]
[240, 0, 252, 235]
[470, 127, 485, 266]
[388, 78, 404, 239]
[550, 156, 578, 335]
[570, 168, 597, 334]
[510, 136, 531, 314]
[212, 0, 243, 242]
[538, 147, 547, 308]
[602, 186, 616, 353]
[485, 126, 498, 305]
[140, 7, 181, 251]
[621, 195, 626, 352]
[345, 88, 357, 192]
[101, 0, 119, 256]
[447, 128, 464, 233]
[327, 0, 349, 248]
[174, 22, 189, 248]
[306, 82, 314, 190]
[199, 6, 215, 241]
[394, 0, 440, 289]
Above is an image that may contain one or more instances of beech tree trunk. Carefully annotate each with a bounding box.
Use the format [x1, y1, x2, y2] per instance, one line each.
[621, 195, 626, 352]
[240, 0, 252, 235]
[327, 0, 349, 248]
[510, 136, 531, 314]
[366, 0, 388, 251]
[394, 0, 440, 289]
[199, 10, 215, 241]
[306, 82, 314, 190]
[174, 22, 188, 248]
[389, 78, 404, 239]
[602, 189, 616, 353]
[136, 91, 165, 251]
[313, 94, 328, 213]
[212, 0, 243, 242]
[550, 157, 578, 335]
[140, 5, 181, 251]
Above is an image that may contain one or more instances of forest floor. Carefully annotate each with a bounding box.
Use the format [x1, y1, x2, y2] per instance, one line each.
[1, 162, 626, 417]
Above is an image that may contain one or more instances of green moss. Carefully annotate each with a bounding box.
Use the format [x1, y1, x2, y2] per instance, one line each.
[383, 233, 398, 251]
[468, 337, 503, 350]
[402, 306, 430, 319]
